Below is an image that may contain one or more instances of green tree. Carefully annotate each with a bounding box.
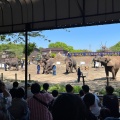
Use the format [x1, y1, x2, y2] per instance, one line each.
[0, 31, 48, 57]
[0, 31, 50, 44]
[39, 47, 43, 54]
[48, 42, 74, 52]
[0, 43, 25, 58]
[109, 41, 120, 51]
[48, 42, 91, 52]
[23, 42, 36, 56]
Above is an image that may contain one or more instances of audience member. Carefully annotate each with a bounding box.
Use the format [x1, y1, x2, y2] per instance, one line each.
[104, 117, 120, 120]
[100, 108, 111, 120]
[8, 87, 29, 120]
[0, 80, 12, 120]
[83, 93, 97, 120]
[52, 93, 86, 120]
[103, 86, 119, 118]
[48, 90, 59, 112]
[41, 83, 49, 93]
[79, 89, 84, 99]
[27, 83, 52, 120]
[65, 84, 73, 93]
[9, 81, 19, 99]
[52, 90, 58, 98]
[82, 85, 101, 117]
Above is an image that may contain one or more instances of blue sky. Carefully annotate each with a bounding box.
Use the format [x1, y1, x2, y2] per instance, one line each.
[30, 23, 120, 52]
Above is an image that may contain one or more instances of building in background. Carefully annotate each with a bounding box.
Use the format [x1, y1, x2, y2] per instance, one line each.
[41, 48, 68, 55]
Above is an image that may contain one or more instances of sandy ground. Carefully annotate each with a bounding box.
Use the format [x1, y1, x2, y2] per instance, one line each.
[1, 56, 120, 93]
[1, 56, 120, 85]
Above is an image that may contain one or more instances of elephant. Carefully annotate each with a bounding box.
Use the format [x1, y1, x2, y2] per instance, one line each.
[40, 53, 52, 74]
[40, 58, 54, 74]
[5, 60, 21, 71]
[44, 58, 54, 74]
[65, 57, 77, 73]
[93, 56, 120, 80]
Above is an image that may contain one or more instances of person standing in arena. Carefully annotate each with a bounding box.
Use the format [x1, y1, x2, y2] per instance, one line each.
[77, 66, 82, 82]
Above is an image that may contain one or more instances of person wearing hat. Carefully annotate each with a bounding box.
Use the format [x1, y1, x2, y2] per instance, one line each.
[77, 66, 82, 82]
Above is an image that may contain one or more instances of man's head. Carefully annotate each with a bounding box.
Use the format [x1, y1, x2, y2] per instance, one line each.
[79, 90, 84, 97]
[82, 85, 89, 94]
[31, 83, 41, 94]
[83, 93, 95, 109]
[65, 84, 73, 93]
[52, 93, 86, 120]
[52, 90, 58, 97]
[43, 83, 49, 91]
[16, 87, 25, 98]
[13, 81, 19, 88]
[105, 86, 114, 94]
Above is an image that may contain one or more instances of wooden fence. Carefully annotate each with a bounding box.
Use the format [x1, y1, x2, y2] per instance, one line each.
[0, 73, 110, 86]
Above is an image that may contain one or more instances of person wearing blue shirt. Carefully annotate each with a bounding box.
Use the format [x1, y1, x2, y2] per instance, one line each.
[37, 63, 40, 74]
[4, 63, 7, 71]
[67, 52, 71, 58]
[52, 64, 56, 75]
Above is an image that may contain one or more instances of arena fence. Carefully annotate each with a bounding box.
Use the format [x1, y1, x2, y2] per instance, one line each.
[0, 73, 111, 87]
[65, 52, 120, 56]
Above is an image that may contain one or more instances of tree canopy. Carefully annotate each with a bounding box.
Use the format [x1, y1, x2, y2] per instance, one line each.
[23, 42, 36, 56]
[109, 41, 120, 52]
[48, 42, 91, 52]
[0, 42, 36, 58]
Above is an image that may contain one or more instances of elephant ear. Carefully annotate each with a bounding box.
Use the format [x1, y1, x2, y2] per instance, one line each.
[107, 60, 114, 66]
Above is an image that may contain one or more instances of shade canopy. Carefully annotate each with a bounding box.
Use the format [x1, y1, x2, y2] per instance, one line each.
[0, 0, 120, 34]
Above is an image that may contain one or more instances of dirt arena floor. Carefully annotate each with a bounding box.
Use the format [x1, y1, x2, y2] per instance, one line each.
[1, 56, 120, 91]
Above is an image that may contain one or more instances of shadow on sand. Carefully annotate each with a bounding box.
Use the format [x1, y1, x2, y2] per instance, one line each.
[93, 77, 107, 81]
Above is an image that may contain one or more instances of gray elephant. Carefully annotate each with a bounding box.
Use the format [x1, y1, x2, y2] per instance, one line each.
[40, 58, 54, 74]
[44, 58, 54, 74]
[5, 60, 21, 71]
[40, 53, 51, 74]
[65, 57, 77, 73]
[93, 56, 120, 80]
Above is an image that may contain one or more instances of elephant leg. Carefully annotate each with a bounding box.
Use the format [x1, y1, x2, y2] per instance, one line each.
[9, 65, 11, 70]
[45, 65, 51, 74]
[115, 69, 119, 76]
[70, 66, 73, 72]
[66, 66, 69, 73]
[16, 65, 19, 71]
[47, 66, 52, 74]
[66, 69, 68, 73]
[74, 65, 77, 72]
[111, 67, 116, 80]
[42, 67, 45, 74]
[112, 69, 119, 80]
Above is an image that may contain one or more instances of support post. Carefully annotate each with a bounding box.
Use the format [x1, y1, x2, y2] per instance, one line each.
[15, 73, 17, 81]
[24, 24, 30, 99]
[1, 73, 3, 81]
[29, 74, 31, 82]
[106, 76, 109, 86]
[82, 76, 86, 85]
